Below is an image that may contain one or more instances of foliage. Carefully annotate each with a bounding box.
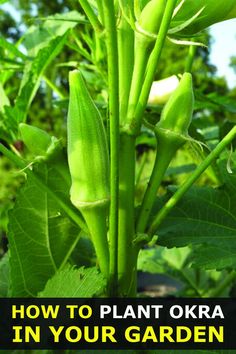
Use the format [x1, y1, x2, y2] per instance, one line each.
[0, 0, 236, 304]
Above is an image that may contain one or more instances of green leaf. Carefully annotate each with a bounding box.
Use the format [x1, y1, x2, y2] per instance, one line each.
[187, 154, 236, 270]
[195, 90, 236, 114]
[0, 253, 9, 297]
[8, 162, 81, 297]
[39, 266, 105, 297]
[158, 186, 236, 248]
[72, 351, 136, 354]
[5, 34, 67, 130]
[172, 0, 236, 35]
[70, 351, 233, 354]
[4, 11, 84, 135]
[192, 244, 236, 269]
[0, 82, 10, 113]
[138, 248, 165, 274]
[156, 185, 236, 270]
[24, 11, 85, 55]
[0, 37, 29, 60]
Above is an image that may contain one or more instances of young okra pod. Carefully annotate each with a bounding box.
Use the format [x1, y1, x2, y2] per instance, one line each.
[156, 72, 194, 139]
[137, 73, 194, 233]
[67, 70, 109, 276]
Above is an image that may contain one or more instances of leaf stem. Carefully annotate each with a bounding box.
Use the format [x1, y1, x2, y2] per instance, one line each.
[0, 143, 87, 232]
[102, 0, 120, 294]
[128, 0, 178, 134]
[137, 140, 177, 233]
[148, 126, 236, 235]
[78, 0, 103, 33]
[205, 271, 236, 297]
[118, 16, 134, 125]
[43, 75, 65, 99]
[185, 44, 196, 73]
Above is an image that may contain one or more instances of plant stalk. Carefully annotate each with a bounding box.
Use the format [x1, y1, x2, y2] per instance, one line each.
[78, 0, 103, 33]
[137, 140, 177, 233]
[118, 16, 134, 125]
[148, 126, 236, 235]
[128, 0, 178, 134]
[102, 0, 120, 294]
[185, 44, 197, 73]
[118, 133, 136, 296]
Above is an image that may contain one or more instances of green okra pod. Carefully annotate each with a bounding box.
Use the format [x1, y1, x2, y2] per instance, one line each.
[137, 73, 194, 233]
[156, 72, 194, 137]
[67, 70, 109, 276]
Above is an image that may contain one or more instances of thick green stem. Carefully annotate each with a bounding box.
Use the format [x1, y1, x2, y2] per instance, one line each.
[118, 133, 136, 296]
[102, 0, 120, 293]
[0, 143, 87, 232]
[137, 140, 177, 233]
[149, 126, 236, 235]
[81, 206, 109, 277]
[128, 0, 178, 134]
[78, 0, 103, 33]
[118, 16, 134, 125]
[127, 38, 151, 124]
[185, 44, 197, 73]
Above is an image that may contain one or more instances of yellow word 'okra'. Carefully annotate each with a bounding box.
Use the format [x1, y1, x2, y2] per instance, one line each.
[67, 70, 109, 276]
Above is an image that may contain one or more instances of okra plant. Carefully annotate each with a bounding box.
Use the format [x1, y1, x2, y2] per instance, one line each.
[0, 0, 236, 298]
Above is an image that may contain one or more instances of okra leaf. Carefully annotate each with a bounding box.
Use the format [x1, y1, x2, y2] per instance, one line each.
[74, 351, 226, 354]
[73, 351, 136, 354]
[156, 186, 236, 269]
[194, 90, 236, 114]
[23, 11, 85, 55]
[4, 34, 67, 133]
[39, 266, 105, 297]
[0, 253, 9, 297]
[186, 154, 236, 270]
[171, 0, 236, 35]
[8, 163, 81, 297]
[3, 11, 84, 137]
[151, 351, 232, 354]
[0, 82, 10, 113]
[0, 37, 29, 61]
[4, 351, 53, 354]
[138, 248, 165, 274]
[192, 244, 236, 270]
